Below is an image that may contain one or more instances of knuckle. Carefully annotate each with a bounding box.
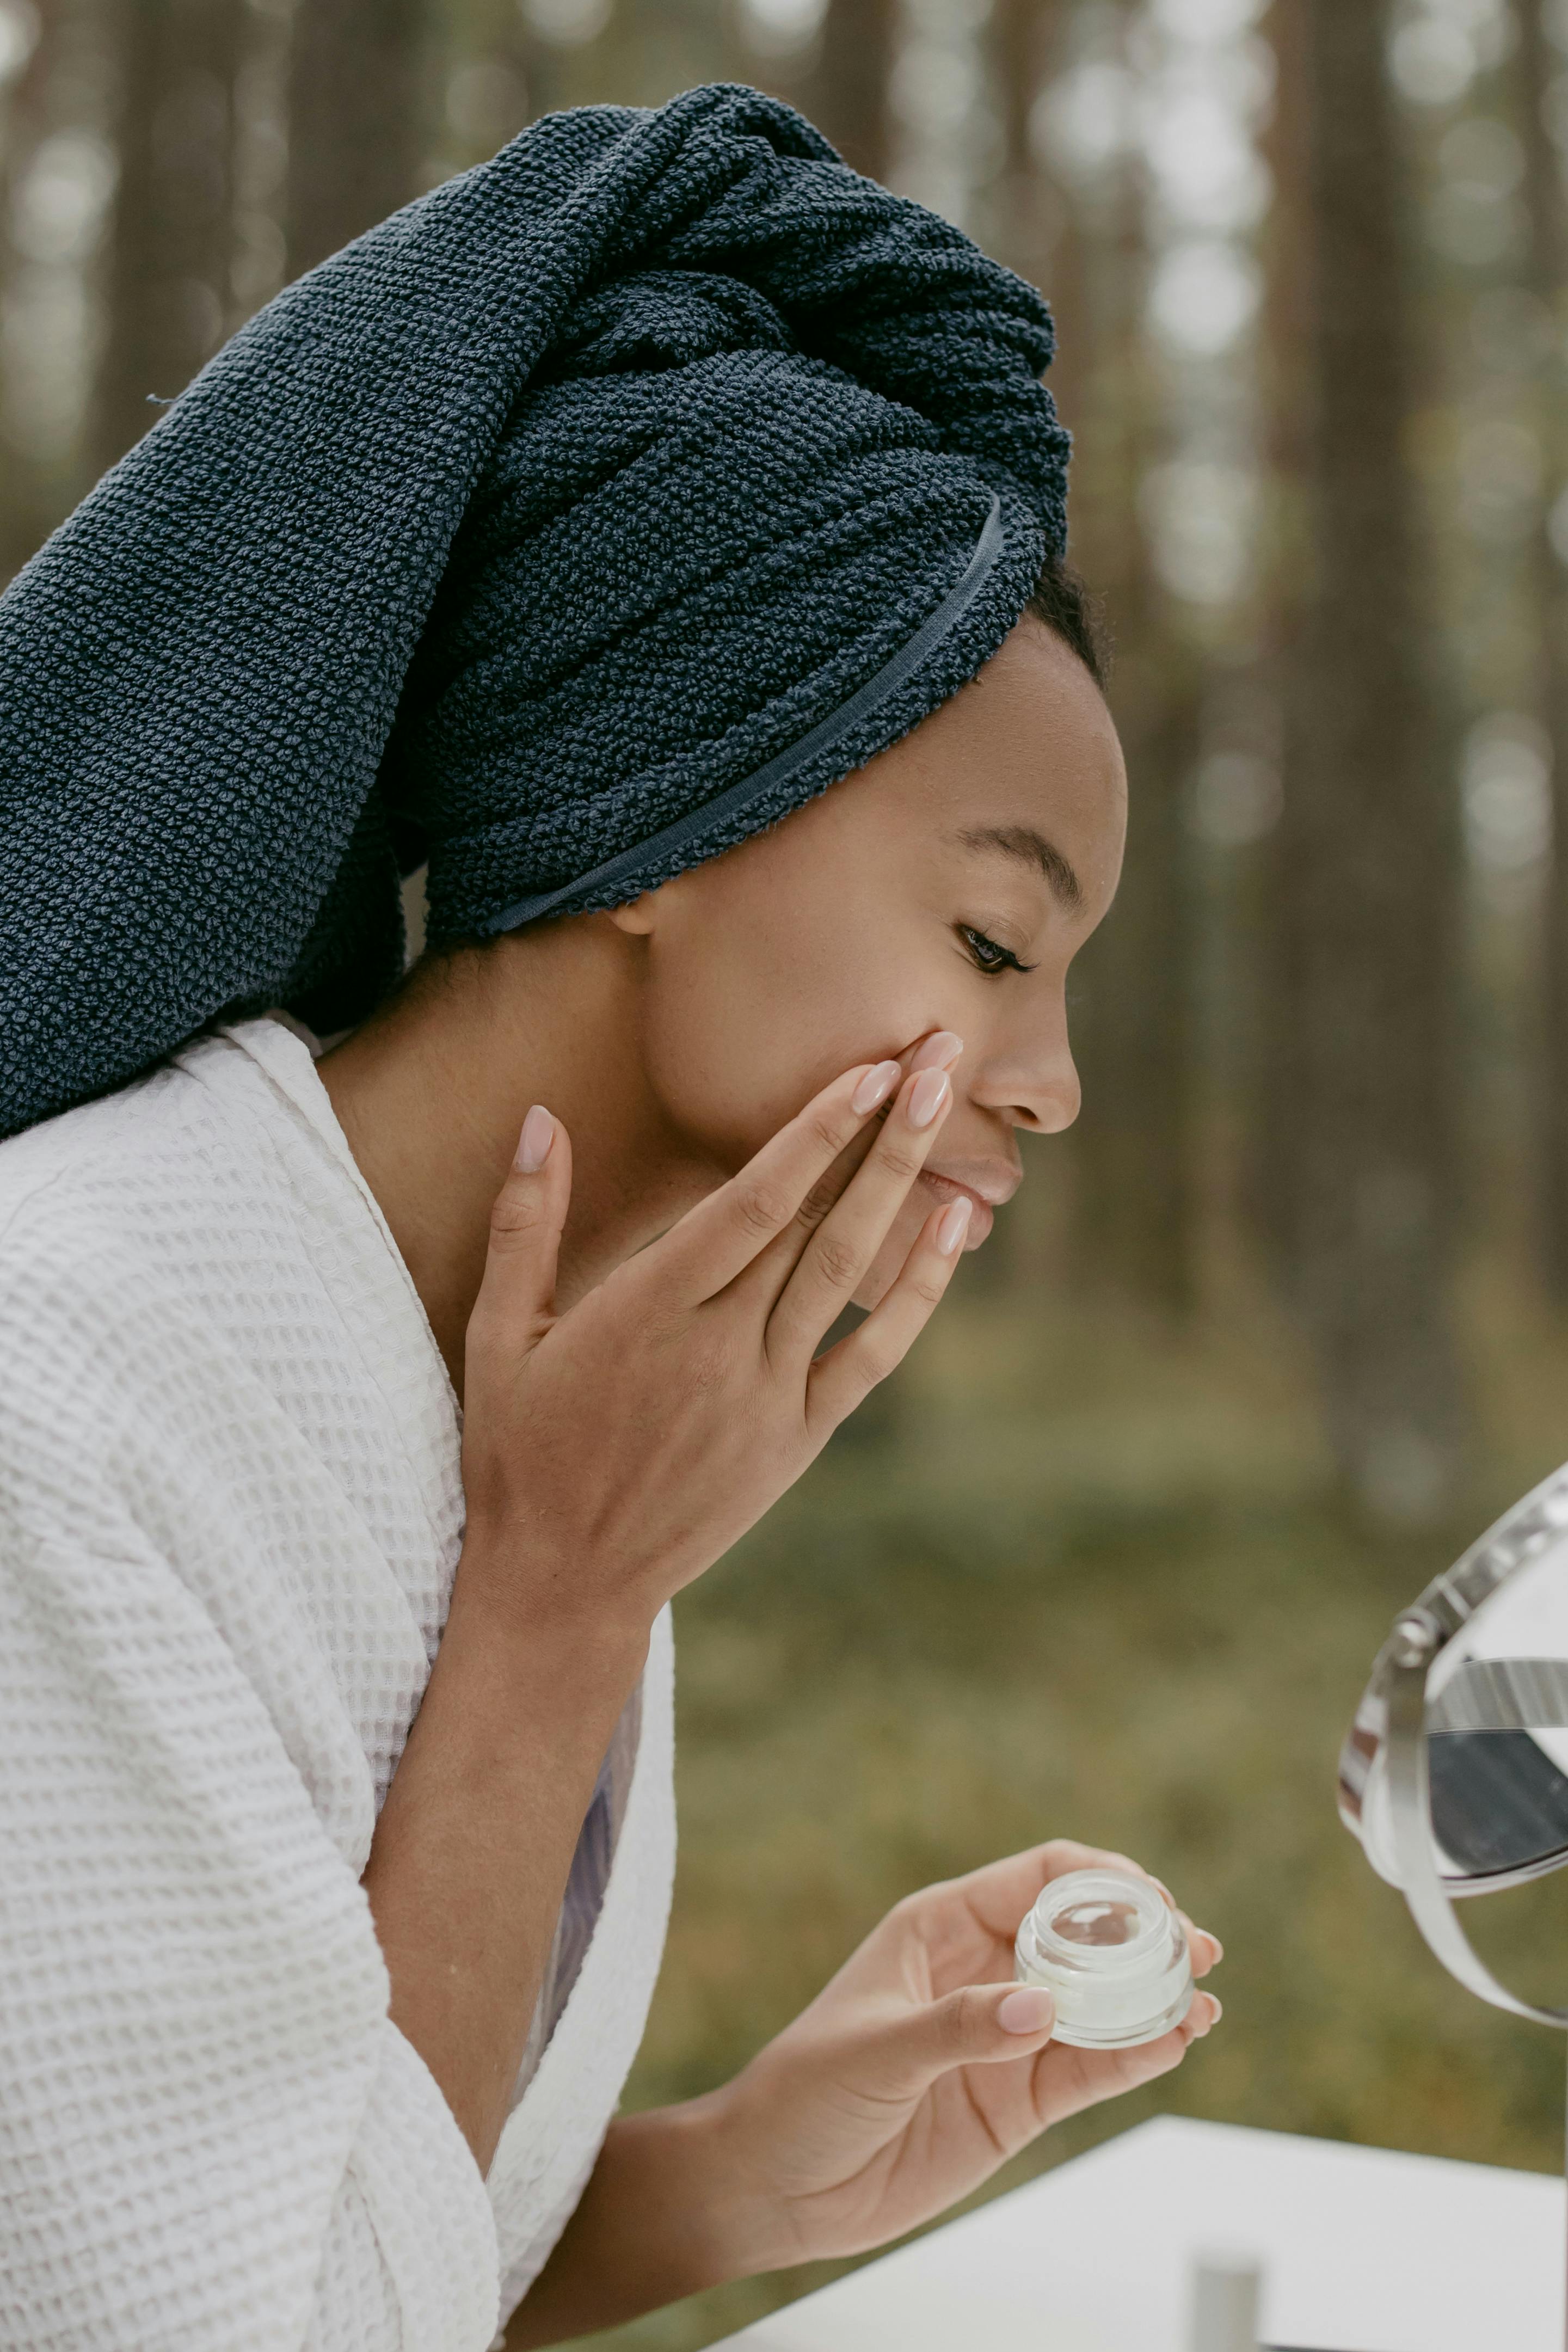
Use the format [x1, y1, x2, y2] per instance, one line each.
[939, 1988, 979, 2055]
[805, 1107, 848, 1158]
[811, 1231, 863, 1292]
[488, 1183, 545, 1248]
[909, 1268, 948, 1308]
[851, 1338, 896, 1391]
[733, 1178, 791, 1241]
[878, 1126, 926, 1175]
[794, 1174, 843, 1233]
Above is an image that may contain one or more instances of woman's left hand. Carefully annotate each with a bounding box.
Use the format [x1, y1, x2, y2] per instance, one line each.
[707, 1839, 1222, 2268]
[509, 1842, 1221, 2344]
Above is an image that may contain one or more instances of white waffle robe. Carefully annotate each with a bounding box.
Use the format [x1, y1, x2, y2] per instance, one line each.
[0, 1018, 676, 2352]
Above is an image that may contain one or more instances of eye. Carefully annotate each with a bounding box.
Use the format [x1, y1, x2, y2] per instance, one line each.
[957, 924, 1035, 977]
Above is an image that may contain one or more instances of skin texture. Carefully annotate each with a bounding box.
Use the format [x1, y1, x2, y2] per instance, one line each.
[321, 616, 1221, 2344]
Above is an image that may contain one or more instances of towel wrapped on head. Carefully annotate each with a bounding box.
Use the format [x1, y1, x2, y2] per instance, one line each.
[0, 83, 1071, 1141]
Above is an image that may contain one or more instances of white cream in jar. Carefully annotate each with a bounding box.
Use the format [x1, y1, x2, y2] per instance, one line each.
[1013, 1867, 1193, 2048]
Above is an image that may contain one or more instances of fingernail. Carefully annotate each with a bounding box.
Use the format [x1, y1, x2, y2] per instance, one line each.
[515, 1104, 554, 1174]
[999, 1988, 1054, 2036]
[911, 1030, 964, 1072]
[851, 1059, 902, 1115]
[908, 1068, 951, 1128]
[936, 1198, 973, 1255]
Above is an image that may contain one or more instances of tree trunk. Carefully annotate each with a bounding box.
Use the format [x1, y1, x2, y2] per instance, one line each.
[0, 0, 66, 579]
[1263, 0, 1466, 1521]
[1071, 623, 1199, 1313]
[1515, 0, 1568, 1297]
[980, 0, 1066, 288]
[805, 0, 896, 183]
[283, 0, 426, 279]
[1048, 4, 1198, 1317]
[91, 0, 244, 475]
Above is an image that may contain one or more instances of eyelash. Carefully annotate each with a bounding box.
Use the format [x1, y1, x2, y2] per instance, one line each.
[958, 924, 1036, 977]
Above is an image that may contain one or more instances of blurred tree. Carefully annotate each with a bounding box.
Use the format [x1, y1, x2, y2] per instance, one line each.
[284, 0, 426, 276]
[1035, 2, 1199, 1316]
[1262, 0, 1467, 1520]
[91, 0, 244, 474]
[982, 0, 1061, 291]
[1515, 0, 1568, 1297]
[805, 0, 895, 181]
[1, 0, 60, 579]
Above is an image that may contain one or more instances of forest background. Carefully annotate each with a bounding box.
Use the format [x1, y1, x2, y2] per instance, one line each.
[7, 0, 1568, 2343]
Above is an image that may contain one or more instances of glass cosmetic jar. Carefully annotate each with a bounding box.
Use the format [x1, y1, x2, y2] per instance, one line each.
[1013, 1868, 1194, 2048]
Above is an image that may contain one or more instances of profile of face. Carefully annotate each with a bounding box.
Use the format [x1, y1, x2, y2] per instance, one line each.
[604, 615, 1127, 1305]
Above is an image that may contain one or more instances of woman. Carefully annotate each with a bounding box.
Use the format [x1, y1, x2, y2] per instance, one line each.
[0, 84, 1219, 2351]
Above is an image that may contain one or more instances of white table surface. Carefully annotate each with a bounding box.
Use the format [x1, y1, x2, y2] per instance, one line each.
[714, 2117, 1564, 2351]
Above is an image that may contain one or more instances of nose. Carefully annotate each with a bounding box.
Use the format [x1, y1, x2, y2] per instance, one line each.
[968, 993, 1082, 1135]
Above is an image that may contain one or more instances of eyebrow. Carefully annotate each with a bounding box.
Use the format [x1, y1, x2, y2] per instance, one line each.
[952, 824, 1083, 911]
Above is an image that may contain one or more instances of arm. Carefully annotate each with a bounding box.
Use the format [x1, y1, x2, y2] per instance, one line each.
[509, 1843, 1224, 2346]
[363, 1055, 969, 2173]
[360, 1584, 644, 2178]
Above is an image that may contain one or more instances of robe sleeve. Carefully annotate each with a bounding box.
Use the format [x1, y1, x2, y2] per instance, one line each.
[0, 1341, 501, 2351]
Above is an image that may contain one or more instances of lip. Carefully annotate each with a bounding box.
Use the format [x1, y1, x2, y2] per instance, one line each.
[918, 1161, 1020, 1247]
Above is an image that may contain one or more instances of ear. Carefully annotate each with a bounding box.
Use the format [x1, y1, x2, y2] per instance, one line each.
[607, 891, 658, 937]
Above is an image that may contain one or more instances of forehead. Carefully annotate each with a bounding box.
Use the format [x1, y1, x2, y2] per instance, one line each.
[857, 616, 1127, 909]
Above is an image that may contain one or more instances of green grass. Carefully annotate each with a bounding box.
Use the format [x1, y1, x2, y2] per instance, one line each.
[541, 1248, 1568, 2350]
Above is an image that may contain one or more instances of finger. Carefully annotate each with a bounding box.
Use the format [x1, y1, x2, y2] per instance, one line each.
[740, 1033, 967, 1306]
[1030, 2019, 1195, 2125]
[805, 1194, 970, 1433]
[1183, 1919, 1223, 1976]
[765, 1065, 955, 1361]
[846, 1982, 1057, 2107]
[466, 1107, 574, 1365]
[1149, 1878, 1222, 1975]
[901, 1841, 1161, 1954]
[652, 1060, 905, 1304]
[909, 1029, 964, 1074]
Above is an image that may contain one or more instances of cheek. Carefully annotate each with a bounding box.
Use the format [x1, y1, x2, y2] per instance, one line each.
[641, 891, 943, 1170]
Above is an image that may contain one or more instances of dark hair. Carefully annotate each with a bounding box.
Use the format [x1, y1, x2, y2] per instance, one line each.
[1025, 558, 1108, 689]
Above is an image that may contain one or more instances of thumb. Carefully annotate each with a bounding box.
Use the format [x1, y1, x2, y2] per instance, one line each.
[852, 1982, 1056, 2102]
[471, 1106, 573, 1354]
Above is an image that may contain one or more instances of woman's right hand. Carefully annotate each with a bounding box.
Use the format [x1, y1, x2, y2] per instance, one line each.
[457, 1047, 970, 1647]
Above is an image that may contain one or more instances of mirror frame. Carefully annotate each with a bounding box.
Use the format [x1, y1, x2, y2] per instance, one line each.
[1338, 1460, 1568, 2028]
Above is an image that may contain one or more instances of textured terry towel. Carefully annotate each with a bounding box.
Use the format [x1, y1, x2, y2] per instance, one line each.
[0, 82, 1070, 1140]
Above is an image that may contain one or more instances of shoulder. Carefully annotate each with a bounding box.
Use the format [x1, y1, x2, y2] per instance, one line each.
[0, 1024, 330, 1460]
[0, 1017, 321, 1284]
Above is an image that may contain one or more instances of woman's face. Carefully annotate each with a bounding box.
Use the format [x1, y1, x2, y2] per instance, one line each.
[612, 616, 1127, 1304]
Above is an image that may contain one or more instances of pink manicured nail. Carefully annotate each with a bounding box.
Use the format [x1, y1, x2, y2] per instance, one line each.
[936, 1198, 973, 1255]
[851, 1060, 902, 1115]
[514, 1104, 554, 1174]
[907, 1068, 951, 1128]
[999, 1988, 1054, 2036]
[910, 1030, 964, 1072]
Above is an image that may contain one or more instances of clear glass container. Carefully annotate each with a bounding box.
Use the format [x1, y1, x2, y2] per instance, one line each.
[1013, 1868, 1194, 2048]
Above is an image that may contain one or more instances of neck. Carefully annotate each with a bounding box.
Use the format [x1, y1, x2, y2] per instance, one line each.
[317, 918, 718, 1393]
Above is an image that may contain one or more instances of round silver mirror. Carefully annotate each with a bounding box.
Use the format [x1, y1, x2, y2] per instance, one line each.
[1340, 1456, 1568, 2030]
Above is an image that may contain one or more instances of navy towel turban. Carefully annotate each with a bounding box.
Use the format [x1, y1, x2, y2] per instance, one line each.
[0, 82, 1071, 1139]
